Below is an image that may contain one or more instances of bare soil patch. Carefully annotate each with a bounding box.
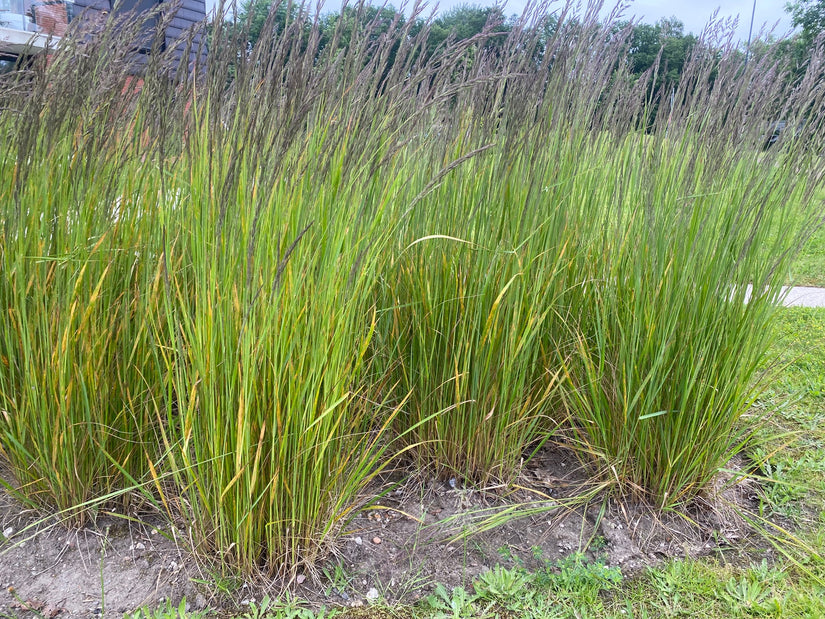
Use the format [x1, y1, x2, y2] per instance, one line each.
[0, 490, 205, 618]
[0, 446, 765, 617]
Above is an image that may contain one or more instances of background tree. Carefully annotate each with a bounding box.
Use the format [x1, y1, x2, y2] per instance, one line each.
[782, 0, 825, 77]
[422, 4, 511, 57]
[786, 0, 825, 46]
[236, 0, 303, 48]
[626, 17, 696, 86]
[318, 4, 406, 53]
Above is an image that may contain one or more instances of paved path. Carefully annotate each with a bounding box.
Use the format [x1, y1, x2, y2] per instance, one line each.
[782, 286, 825, 307]
[744, 286, 825, 307]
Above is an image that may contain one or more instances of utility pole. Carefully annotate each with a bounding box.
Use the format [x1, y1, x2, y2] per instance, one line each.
[745, 0, 756, 66]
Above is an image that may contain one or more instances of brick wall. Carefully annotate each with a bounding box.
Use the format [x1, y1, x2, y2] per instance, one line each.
[32, 0, 68, 36]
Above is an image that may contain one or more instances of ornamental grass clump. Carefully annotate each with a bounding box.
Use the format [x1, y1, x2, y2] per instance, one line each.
[381, 193, 571, 485]
[151, 108, 406, 574]
[0, 11, 188, 520]
[552, 35, 825, 507]
[147, 3, 453, 574]
[376, 6, 641, 487]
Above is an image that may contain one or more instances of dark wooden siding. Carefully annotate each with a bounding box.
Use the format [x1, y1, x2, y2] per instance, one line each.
[72, 0, 206, 70]
[74, 0, 109, 10]
[170, 8, 203, 22]
[178, 0, 203, 11]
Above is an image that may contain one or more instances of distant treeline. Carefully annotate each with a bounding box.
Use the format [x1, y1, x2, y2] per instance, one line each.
[223, 0, 814, 90]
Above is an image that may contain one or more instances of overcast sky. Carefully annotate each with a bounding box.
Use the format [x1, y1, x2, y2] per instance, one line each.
[605, 1, 792, 41]
[208, 0, 796, 43]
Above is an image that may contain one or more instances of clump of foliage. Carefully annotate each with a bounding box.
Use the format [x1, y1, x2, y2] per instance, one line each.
[0, 0, 823, 581]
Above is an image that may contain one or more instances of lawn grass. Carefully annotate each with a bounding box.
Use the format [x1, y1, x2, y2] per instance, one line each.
[791, 223, 825, 287]
[752, 308, 825, 523]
